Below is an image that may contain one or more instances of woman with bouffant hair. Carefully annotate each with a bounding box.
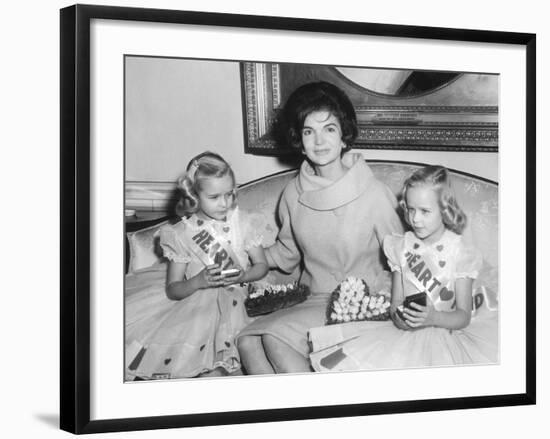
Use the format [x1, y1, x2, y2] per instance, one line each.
[237, 81, 404, 374]
[283, 81, 358, 152]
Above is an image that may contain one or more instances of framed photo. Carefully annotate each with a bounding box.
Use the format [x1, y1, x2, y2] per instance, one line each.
[60, 4, 536, 434]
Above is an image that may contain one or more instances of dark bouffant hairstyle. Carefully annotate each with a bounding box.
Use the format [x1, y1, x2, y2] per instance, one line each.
[175, 151, 236, 216]
[282, 81, 358, 151]
[400, 165, 467, 235]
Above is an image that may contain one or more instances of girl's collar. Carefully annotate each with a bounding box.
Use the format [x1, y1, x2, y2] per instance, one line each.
[406, 229, 459, 249]
[189, 206, 238, 227]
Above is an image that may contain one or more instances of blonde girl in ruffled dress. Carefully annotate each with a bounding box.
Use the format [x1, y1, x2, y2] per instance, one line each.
[125, 152, 268, 379]
[310, 165, 499, 371]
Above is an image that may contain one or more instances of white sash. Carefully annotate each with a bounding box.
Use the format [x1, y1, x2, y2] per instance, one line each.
[182, 220, 242, 271]
[403, 246, 497, 314]
[403, 247, 454, 311]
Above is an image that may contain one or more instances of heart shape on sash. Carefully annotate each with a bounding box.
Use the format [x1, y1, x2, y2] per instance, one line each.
[223, 226, 230, 233]
[197, 219, 203, 226]
[439, 260, 446, 267]
[436, 245, 444, 251]
[413, 243, 420, 249]
[164, 358, 172, 365]
[440, 289, 454, 301]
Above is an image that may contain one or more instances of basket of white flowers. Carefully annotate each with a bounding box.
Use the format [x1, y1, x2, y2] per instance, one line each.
[326, 277, 391, 325]
[245, 281, 310, 317]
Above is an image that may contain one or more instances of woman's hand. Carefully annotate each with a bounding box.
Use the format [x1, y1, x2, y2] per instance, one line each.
[402, 299, 436, 328]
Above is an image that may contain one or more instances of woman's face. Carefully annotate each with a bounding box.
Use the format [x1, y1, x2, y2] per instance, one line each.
[301, 110, 345, 168]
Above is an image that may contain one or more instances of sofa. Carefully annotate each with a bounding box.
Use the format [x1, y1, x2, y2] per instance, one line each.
[126, 160, 498, 314]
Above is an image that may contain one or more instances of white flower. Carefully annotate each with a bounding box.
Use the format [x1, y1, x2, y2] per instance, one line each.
[329, 277, 385, 322]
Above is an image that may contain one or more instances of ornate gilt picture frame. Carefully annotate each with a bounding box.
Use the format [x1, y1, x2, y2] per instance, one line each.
[241, 62, 498, 154]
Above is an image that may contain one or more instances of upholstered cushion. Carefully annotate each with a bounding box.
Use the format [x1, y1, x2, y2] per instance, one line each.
[127, 220, 169, 273]
[239, 163, 498, 267]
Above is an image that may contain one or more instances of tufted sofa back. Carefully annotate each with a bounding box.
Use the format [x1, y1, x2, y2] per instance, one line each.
[127, 160, 498, 298]
[237, 161, 498, 269]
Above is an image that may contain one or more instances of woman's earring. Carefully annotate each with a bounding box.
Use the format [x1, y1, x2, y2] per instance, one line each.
[340, 141, 348, 155]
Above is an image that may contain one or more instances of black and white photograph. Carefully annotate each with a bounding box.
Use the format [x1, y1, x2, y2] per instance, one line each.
[124, 58, 500, 381]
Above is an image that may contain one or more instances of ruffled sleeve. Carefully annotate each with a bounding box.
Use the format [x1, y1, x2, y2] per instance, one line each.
[158, 223, 192, 264]
[383, 233, 404, 272]
[455, 243, 483, 279]
[242, 211, 267, 251]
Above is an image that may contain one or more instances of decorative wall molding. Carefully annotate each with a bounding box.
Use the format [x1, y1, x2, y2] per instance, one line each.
[125, 181, 177, 211]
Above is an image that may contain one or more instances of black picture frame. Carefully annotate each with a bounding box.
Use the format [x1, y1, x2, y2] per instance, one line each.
[60, 4, 536, 434]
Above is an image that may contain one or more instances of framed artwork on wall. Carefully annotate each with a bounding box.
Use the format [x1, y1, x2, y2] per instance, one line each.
[60, 4, 535, 434]
[241, 61, 499, 154]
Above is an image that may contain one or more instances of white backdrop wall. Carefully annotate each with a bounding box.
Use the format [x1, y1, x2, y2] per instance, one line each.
[126, 56, 498, 185]
[2, 0, 546, 438]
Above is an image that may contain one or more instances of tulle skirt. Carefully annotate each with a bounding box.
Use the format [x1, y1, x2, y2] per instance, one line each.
[125, 264, 252, 380]
[309, 310, 499, 372]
